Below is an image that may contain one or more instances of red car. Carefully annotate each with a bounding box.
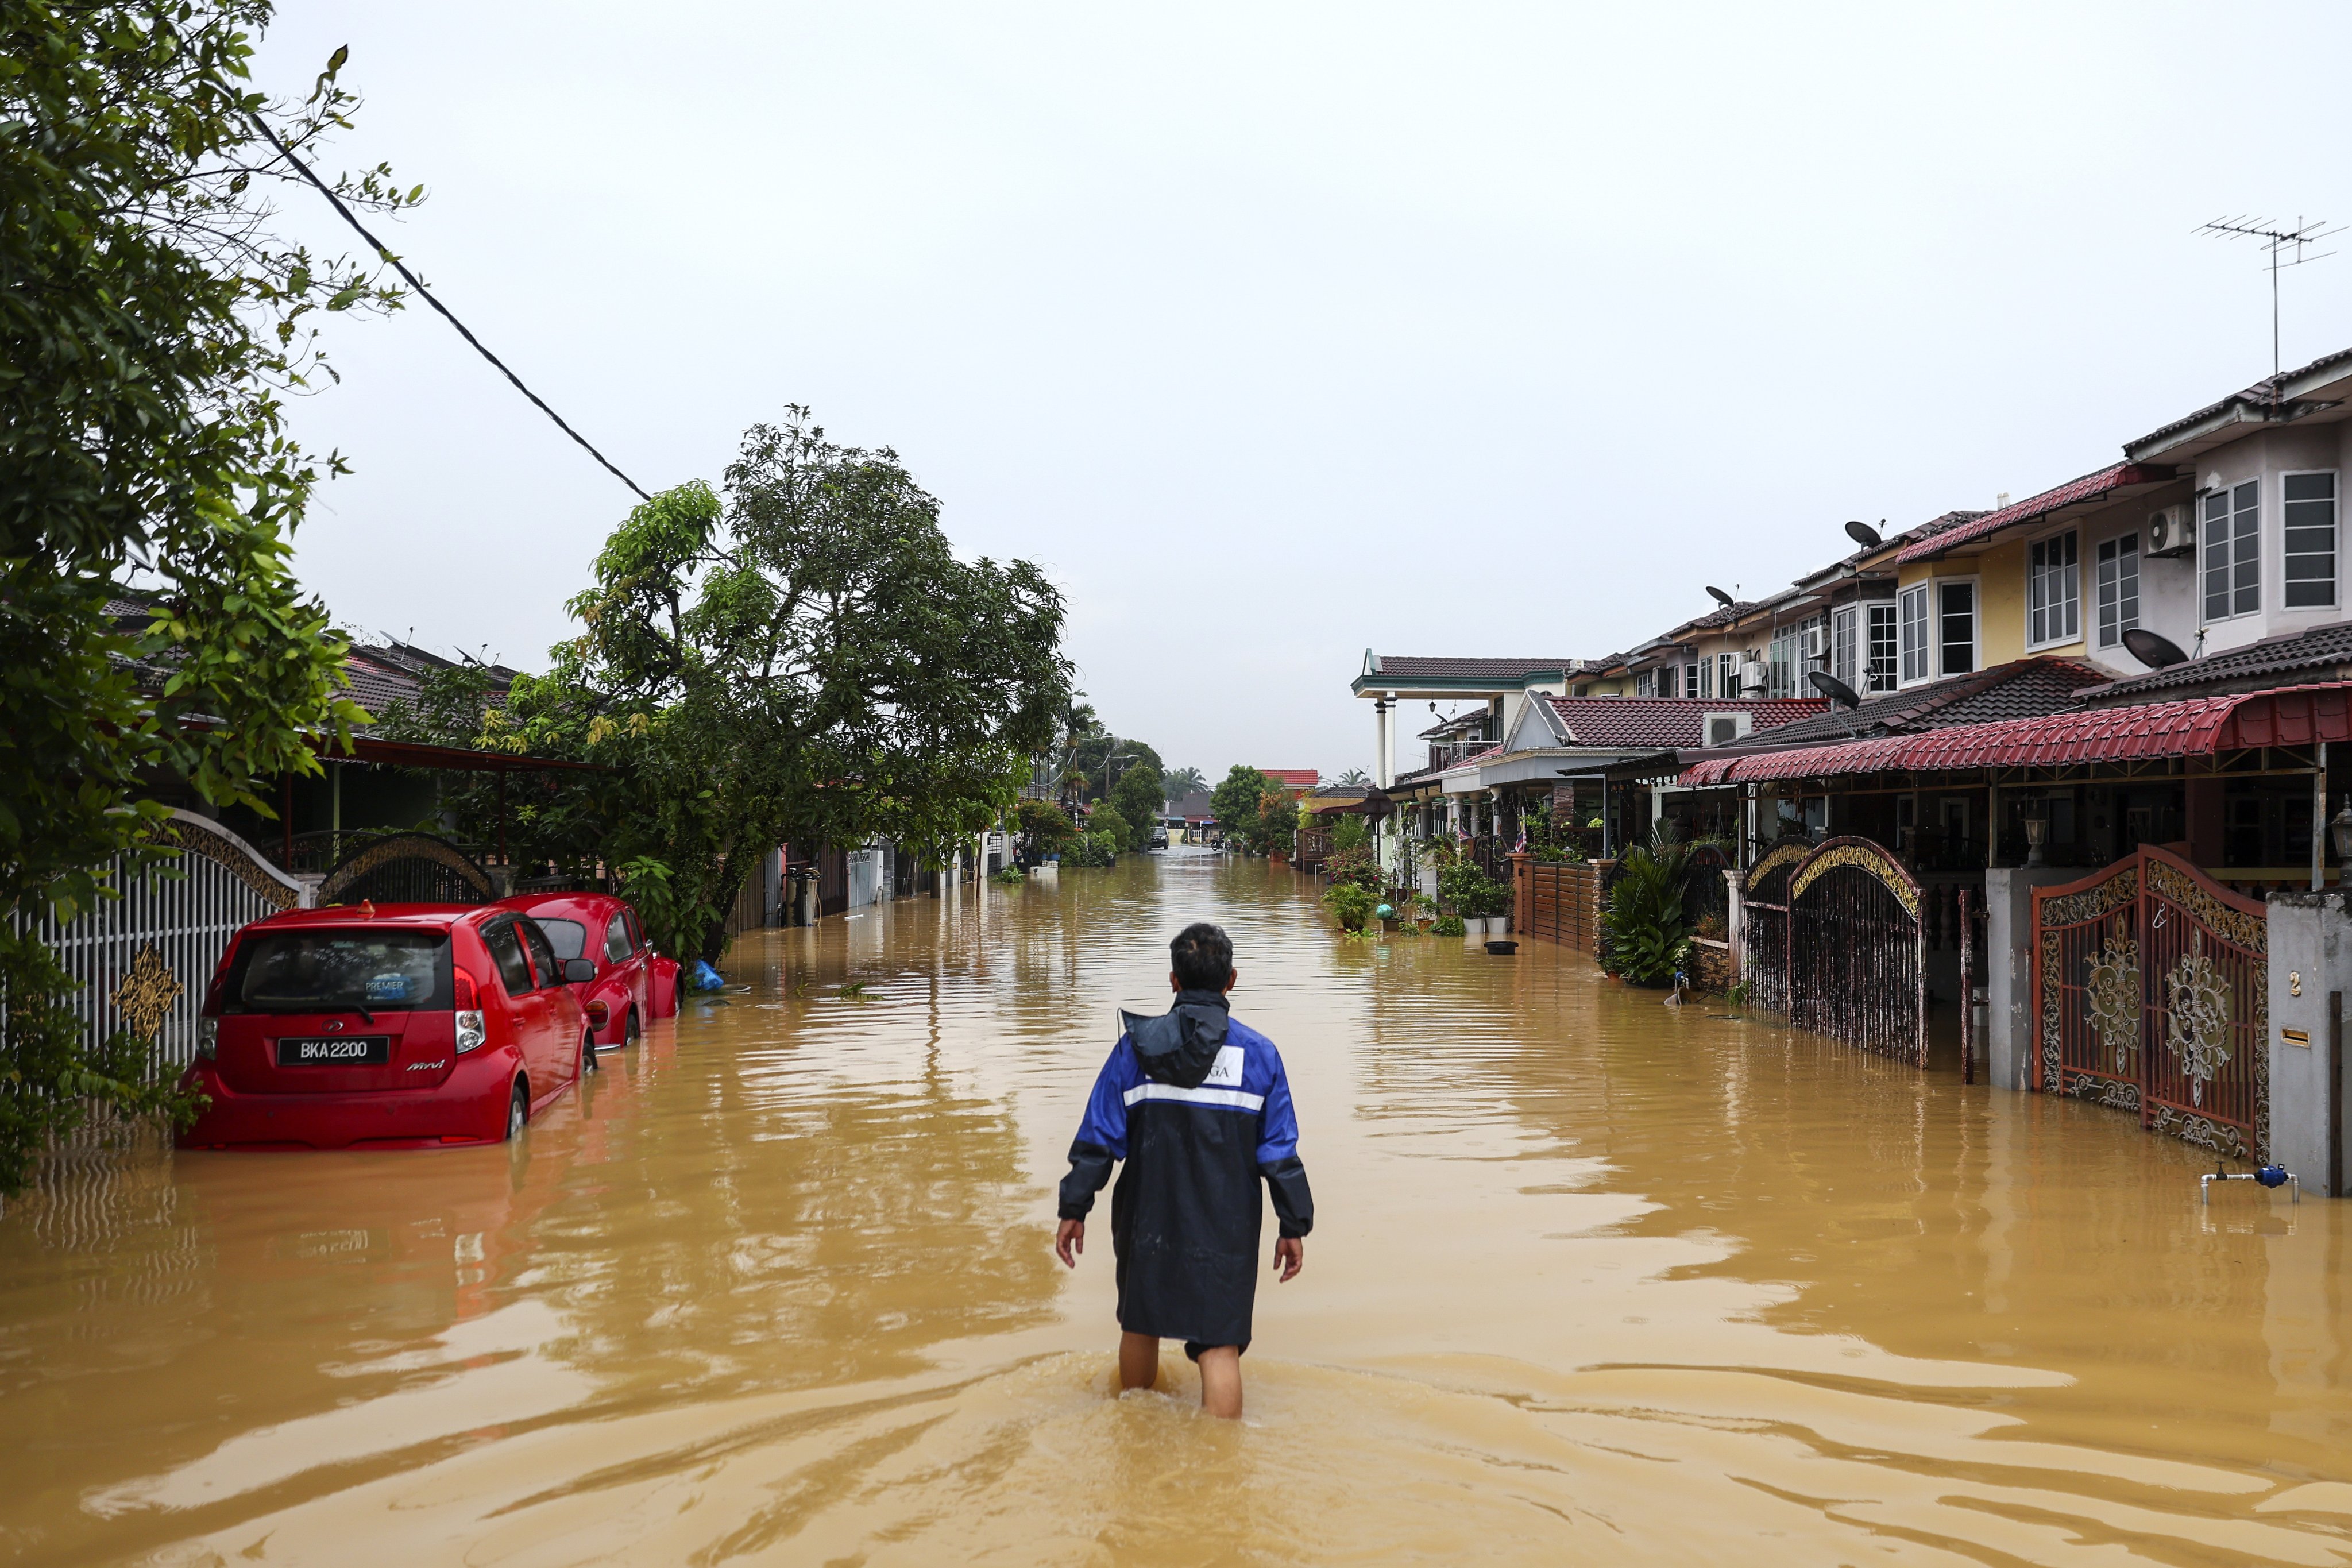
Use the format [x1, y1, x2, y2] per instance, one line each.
[178, 905, 600, 1150]
[496, 891, 680, 1049]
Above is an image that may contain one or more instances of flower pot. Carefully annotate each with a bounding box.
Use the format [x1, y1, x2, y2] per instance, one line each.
[1461, 917, 1490, 943]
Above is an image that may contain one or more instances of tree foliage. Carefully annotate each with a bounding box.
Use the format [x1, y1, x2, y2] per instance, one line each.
[527, 415, 1069, 959]
[1161, 765, 1205, 802]
[2, 3, 401, 1189]
[1106, 757, 1164, 835]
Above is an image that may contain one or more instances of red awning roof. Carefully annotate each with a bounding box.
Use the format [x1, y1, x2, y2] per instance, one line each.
[1893, 462, 2174, 563]
[1678, 683, 2352, 785]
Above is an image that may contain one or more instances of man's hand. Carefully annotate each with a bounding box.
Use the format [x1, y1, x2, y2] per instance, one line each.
[1055, 1218, 1085, 1269]
[1273, 1236, 1304, 1283]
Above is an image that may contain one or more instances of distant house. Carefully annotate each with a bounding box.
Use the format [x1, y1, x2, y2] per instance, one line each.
[1260, 769, 1320, 797]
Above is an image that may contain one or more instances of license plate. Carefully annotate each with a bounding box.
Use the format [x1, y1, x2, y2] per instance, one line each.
[275, 1036, 393, 1066]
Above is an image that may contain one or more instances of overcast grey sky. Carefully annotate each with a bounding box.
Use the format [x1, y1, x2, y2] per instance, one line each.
[257, 2, 2352, 783]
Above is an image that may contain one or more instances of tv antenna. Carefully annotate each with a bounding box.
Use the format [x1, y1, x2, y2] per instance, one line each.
[2196, 215, 2344, 388]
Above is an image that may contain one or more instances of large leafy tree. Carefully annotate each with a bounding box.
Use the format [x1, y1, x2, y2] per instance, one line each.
[540, 413, 1070, 959]
[2, 3, 400, 1188]
[1107, 756, 1164, 833]
[1160, 766, 1206, 802]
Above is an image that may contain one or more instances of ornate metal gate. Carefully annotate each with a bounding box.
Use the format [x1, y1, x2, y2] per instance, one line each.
[317, 832, 496, 906]
[1787, 837, 1926, 1064]
[17, 810, 306, 1081]
[2033, 844, 2269, 1160]
[1739, 840, 1808, 1015]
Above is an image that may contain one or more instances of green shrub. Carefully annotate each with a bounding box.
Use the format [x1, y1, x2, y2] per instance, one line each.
[1087, 801, 1130, 851]
[1323, 882, 1377, 932]
[991, 866, 1027, 887]
[1432, 913, 1466, 937]
[1438, 862, 1509, 918]
[1067, 832, 1117, 867]
[1332, 816, 1369, 855]
[1326, 841, 1382, 891]
[1601, 829, 1712, 986]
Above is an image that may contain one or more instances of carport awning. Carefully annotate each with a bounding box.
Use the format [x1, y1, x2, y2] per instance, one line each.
[1676, 682, 2352, 786]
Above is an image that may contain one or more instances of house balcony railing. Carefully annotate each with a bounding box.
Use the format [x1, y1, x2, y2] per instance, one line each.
[1424, 737, 1499, 772]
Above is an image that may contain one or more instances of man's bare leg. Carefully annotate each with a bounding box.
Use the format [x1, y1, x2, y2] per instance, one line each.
[1196, 1346, 1242, 1419]
[1119, 1331, 1160, 1392]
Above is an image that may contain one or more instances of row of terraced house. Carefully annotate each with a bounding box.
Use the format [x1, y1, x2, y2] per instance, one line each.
[1348, 347, 2352, 1192]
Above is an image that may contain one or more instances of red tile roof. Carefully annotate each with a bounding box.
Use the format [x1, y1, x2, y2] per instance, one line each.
[1679, 682, 2352, 785]
[1261, 769, 1320, 790]
[1893, 463, 2175, 563]
[1542, 697, 1825, 750]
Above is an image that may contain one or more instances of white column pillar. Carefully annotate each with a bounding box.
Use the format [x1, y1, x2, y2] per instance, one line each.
[1374, 697, 1395, 789]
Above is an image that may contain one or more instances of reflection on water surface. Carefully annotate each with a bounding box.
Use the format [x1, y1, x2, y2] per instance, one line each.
[4, 851, 2350, 1565]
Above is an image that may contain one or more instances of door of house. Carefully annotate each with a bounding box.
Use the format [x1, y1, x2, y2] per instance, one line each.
[2031, 844, 2269, 1161]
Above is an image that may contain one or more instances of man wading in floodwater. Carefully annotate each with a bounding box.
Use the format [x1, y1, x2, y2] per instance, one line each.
[1054, 922, 1313, 1418]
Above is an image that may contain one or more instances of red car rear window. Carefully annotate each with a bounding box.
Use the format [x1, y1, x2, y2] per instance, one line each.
[222, 930, 452, 1013]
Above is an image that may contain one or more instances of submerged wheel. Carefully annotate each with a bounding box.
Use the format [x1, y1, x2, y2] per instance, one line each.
[624, 1007, 642, 1049]
[504, 1079, 529, 1141]
[581, 1028, 599, 1076]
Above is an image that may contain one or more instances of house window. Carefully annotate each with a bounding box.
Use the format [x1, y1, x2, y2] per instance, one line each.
[1655, 664, 1678, 698]
[1866, 603, 1897, 693]
[1718, 652, 1739, 698]
[2027, 530, 2079, 646]
[2095, 533, 2139, 648]
[1635, 669, 1654, 697]
[1898, 584, 1931, 683]
[2202, 480, 2260, 620]
[1831, 605, 1859, 688]
[2284, 470, 2338, 609]
[1939, 581, 1976, 675]
[1694, 656, 1714, 700]
[1683, 659, 1700, 697]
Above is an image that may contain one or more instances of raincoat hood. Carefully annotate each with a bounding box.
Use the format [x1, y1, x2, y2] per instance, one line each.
[1119, 990, 1231, 1089]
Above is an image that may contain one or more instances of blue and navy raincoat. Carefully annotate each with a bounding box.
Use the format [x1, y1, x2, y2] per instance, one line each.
[1059, 989, 1313, 1355]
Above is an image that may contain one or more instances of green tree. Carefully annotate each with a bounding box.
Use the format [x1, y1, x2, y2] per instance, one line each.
[1015, 798, 1075, 852]
[1087, 799, 1130, 851]
[2, 6, 403, 1190]
[1209, 765, 1273, 843]
[543, 416, 1070, 959]
[1161, 766, 1205, 802]
[1107, 758, 1164, 835]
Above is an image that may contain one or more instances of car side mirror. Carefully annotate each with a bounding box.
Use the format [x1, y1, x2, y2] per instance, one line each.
[563, 958, 597, 984]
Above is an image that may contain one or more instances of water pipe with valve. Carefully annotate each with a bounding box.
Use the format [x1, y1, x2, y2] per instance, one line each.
[2199, 1161, 2300, 1206]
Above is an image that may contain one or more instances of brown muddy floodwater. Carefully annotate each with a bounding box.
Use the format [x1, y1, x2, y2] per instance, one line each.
[6, 851, 2352, 1566]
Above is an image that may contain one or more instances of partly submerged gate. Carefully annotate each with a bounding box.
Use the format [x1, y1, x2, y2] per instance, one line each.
[1739, 840, 1808, 1015]
[317, 833, 496, 907]
[17, 810, 306, 1082]
[1787, 836, 1926, 1064]
[2033, 844, 2268, 1160]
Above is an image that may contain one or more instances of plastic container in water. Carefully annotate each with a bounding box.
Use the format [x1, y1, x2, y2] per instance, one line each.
[1485, 940, 1518, 956]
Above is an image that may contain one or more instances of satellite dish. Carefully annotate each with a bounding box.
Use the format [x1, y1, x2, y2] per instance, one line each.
[2122, 628, 2189, 669]
[1808, 670, 1862, 709]
[1844, 519, 1883, 549]
[1705, 585, 1735, 607]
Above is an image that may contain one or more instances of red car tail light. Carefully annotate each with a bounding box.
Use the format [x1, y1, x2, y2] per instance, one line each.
[453, 967, 486, 1054]
[585, 1000, 610, 1030]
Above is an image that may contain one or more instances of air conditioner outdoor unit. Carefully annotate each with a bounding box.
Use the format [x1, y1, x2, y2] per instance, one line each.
[2146, 505, 2195, 558]
[1737, 661, 1768, 695]
[1704, 713, 1752, 747]
[1801, 625, 1826, 659]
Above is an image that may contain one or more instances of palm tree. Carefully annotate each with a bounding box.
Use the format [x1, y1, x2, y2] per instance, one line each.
[1162, 766, 1206, 802]
[1335, 767, 1372, 788]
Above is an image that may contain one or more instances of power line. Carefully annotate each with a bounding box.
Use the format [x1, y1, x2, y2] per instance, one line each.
[249, 113, 652, 502]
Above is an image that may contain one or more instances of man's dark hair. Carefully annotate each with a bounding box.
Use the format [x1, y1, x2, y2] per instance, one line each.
[1171, 922, 1234, 991]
